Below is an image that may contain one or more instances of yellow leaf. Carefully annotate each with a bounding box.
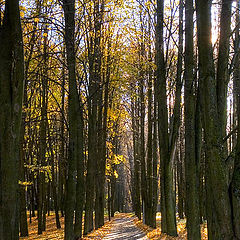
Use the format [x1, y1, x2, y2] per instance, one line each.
[114, 170, 118, 179]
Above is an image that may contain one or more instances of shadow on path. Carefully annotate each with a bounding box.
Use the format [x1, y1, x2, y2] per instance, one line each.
[102, 216, 148, 240]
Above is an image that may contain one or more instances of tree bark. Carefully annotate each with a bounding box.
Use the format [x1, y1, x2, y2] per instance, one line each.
[132, 97, 141, 220]
[184, 0, 201, 238]
[196, 0, 234, 238]
[0, 0, 24, 239]
[63, 0, 82, 239]
[230, 1, 240, 237]
[156, 0, 179, 235]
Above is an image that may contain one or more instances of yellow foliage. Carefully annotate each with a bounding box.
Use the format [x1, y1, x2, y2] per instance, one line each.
[114, 170, 118, 178]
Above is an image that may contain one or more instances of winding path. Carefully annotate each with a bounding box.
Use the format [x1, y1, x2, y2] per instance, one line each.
[102, 215, 149, 240]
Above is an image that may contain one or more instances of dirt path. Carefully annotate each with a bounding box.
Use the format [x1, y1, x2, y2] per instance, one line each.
[102, 215, 148, 240]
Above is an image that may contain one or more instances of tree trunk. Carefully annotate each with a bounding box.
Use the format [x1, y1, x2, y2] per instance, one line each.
[48, 125, 61, 229]
[63, 0, 81, 239]
[196, 0, 234, 238]
[59, 54, 66, 217]
[156, 0, 179, 236]
[84, 1, 103, 233]
[230, 1, 240, 237]
[19, 80, 28, 237]
[74, 104, 85, 238]
[132, 97, 141, 220]
[184, 0, 201, 238]
[0, 0, 24, 239]
[146, 43, 154, 227]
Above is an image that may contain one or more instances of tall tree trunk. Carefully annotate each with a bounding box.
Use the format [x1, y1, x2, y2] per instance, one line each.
[230, 1, 240, 237]
[196, 0, 234, 238]
[19, 87, 28, 237]
[96, 39, 110, 229]
[184, 0, 201, 238]
[216, 0, 233, 143]
[85, 0, 104, 233]
[59, 54, 66, 217]
[152, 65, 158, 229]
[146, 43, 154, 227]
[38, 24, 48, 234]
[74, 103, 85, 239]
[156, 0, 180, 236]
[63, 0, 82, 239]
[139, 69, 147, 224]
[47, 124, 61, 229]
[0, 0, 24, 239]
[19, 71, 29, 236]
[95, 3, 104, 225]
[132, 97, 141, 219]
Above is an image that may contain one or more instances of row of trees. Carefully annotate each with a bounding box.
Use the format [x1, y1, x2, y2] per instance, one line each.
[128, 0, 240, 240]
[1, 0, 240, 240]
[0, 0, 130, 239]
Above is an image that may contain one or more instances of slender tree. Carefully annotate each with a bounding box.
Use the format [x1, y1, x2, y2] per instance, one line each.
[156, 0, 181, 235]
[184, 0, 201, 238]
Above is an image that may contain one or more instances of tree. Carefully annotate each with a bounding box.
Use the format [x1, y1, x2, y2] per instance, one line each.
[230, 0, 240, 237]
[156, 0, 181, 236]
[196, 0, 234, 238]
[63, 0, 84, 239]
[184, 0, 201, 238]
[0, 0, 24, 239]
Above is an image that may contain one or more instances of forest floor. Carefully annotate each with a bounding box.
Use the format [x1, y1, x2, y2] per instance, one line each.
[20, 213, 208, 240]
[20, 213, 113, 240]
[134, 213, 208, 240]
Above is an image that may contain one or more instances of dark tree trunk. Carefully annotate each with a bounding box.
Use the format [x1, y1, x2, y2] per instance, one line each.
[59, 56, 66, 218]
[95, 2, 104, 227]
[19, 136, 28, 237]
[184, 0, 201, 238]
[196, 0, 234, 239]
[146, 42, 154, 227]
[84, 1, 103, 233]
[132, 97, 141, 220]
[0, 0, 24, 239]
[156, 0, 180, 236]
[230, 1, 240, 237]
[48, 125, 61, 229]
[38, 25, 48, 234]
[19, 81, 28, 237]
[63, 0, 82, 239]
[74, 105, 85, 239]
